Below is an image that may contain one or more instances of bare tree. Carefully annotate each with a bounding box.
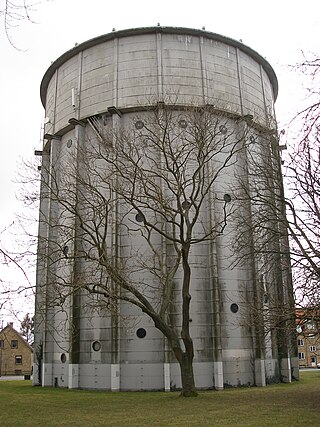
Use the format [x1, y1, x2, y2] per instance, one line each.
[232, 55, 320, 365]
[35, 105, 245, 396]
[0, 222, 33, 313]
[287, 54, 320, 310]
[0, 153, 40, 323]
[20, 312, 34, 343]
[1, 0, 52, 48]
[285, 140, 320, 310]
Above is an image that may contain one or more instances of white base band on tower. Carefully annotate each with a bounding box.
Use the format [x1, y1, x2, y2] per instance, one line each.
[111, 364, 120, 391]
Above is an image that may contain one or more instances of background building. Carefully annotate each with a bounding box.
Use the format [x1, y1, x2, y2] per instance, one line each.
[0, 323, 33, 377]
[34, 27, 297, 391]
[296, 309, 320, 368]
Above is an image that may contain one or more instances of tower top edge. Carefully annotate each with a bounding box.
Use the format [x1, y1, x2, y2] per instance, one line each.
[40, 26, 278, 107]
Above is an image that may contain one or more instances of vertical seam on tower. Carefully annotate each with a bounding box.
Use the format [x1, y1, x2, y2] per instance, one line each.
[235, 48, 244, 116]
[113, 38, 119, 107]
[77, 51, 83, 120]
[199, 36, 207, 104]
[156, 32, 163, 101]
[53, 70, 59, 134]
[259, 64, 272, 127]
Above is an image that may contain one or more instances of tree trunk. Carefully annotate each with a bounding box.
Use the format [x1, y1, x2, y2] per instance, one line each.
[179, 351, 198, 397]
[178, 243, 198, 396]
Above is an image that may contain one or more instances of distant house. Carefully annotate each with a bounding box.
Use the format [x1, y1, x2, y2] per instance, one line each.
[0, 323, 33, 376]
[296, 309, 320, 368]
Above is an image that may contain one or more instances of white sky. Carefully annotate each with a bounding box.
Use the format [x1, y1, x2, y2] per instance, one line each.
[0, 0, 319, 325]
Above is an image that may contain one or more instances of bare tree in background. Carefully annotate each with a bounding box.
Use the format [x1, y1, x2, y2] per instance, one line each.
[20, 312, 34, 343]
[0, 223, 33, 312]
[0, 154, 40, 320]
[0, 0, 52, 48]
[35, 105, 245, 396]
[286, 55, 320, 313]
[233, 54, 320, 346]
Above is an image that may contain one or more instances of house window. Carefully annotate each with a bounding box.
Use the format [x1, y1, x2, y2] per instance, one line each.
[298, 352, 305, 360]
[297, 339, 304, 346]
[0, 340, 4, 348]
[15, 355, 22, 365]
[11, 340, 18, 349]
[310, 346, 317, 352]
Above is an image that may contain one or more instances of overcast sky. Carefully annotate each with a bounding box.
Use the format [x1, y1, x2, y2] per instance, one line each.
[0, 0, 319, 322]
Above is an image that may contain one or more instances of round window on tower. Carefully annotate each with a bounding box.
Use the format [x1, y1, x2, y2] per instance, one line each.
[135, 212, 145, 223]
[182, 200, 191, 210]
[63, 245, 69, 257]
[219, 125, 227, 134]
[223, 194, 232, 203]
[135, 120, 144, 130]
[230, 303, 239, 313]
[179, 119, 188, 129]
[136, 328, 147, 339]
[92, 341, 101, 351]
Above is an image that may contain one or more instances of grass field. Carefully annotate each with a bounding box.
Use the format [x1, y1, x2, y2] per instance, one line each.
[0, 370, 319, 426]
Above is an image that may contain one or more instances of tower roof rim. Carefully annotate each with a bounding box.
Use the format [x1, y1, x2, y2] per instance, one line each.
[40, 26, 278, 107]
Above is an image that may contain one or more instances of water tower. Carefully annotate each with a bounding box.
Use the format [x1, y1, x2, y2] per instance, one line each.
[33, 27, 297, 391]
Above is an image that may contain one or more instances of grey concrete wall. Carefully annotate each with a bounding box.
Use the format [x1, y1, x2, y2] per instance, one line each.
[42, 27, 277, 137]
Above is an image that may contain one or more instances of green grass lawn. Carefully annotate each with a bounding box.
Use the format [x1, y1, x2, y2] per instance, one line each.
[0, 370, 319, 426]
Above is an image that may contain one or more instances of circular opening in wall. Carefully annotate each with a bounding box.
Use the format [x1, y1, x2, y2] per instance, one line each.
[179, 119, 188, 129]
[230, 303, 239, 313]
[135, 120, 144, 130]
[63, 245, 69, 257]
[136, 328, 147, 338]
[135, 212, 145, 223]
[67, 139, 73, 148]
[92, 341, 101, 351]
[182, 200, 191, 210]
[223, 194, 232, 203]
[219, 125, 227, 134]
[60, 353, 66, 363]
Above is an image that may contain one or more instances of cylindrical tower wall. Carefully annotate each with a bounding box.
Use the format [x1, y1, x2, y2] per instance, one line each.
[41, 27, 277, 137]
[35, 27, 295, 391]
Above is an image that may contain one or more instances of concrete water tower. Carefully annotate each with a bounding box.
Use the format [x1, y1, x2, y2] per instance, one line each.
[33, 27, 297, 391]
